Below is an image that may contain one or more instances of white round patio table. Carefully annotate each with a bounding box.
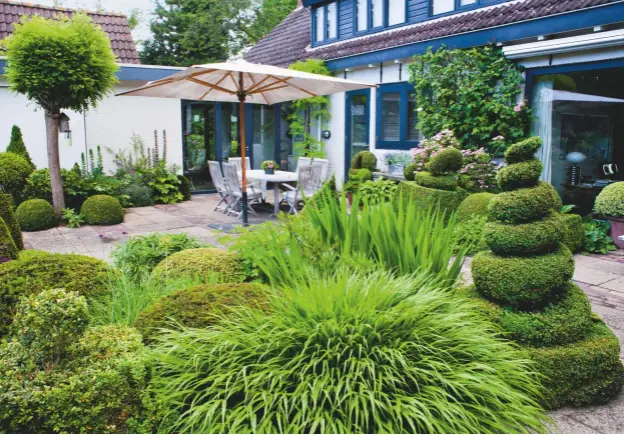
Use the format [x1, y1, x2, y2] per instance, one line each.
[243, 169, 298, 215]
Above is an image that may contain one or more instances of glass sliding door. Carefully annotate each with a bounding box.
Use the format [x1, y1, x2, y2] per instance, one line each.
[220, 103, 240, 161]
[529, 65, 624, 214]
[345, 89, 371, 178]
[182, 101, 215, 192]
[251, 105, 275, 169]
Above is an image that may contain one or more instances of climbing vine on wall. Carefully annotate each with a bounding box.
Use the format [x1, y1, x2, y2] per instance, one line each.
[409, 45, 531, 152]
[288, 59, 331, 158]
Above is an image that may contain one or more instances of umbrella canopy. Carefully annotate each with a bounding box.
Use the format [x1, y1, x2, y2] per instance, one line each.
[118, 59, 376, 224]
[117, 59, 375, 104]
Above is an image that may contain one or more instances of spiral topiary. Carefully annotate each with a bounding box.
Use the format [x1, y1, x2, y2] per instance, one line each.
[0, 217, 18, 261]
[351, 151, 377, 171]
[403, 163, 419, 181]
[456, 192, 495, 223]
[15, 199, 57, 231]
[81, 195, 124, 225]
[470, 136, 624, 408]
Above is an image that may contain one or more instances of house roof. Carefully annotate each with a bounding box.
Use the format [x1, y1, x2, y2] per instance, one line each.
[0, 0, 140, 64]
[245, 0, 621, 68]
[245, 6, 310, 68]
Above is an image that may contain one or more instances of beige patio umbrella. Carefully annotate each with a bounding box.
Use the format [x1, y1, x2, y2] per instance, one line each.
[117, 59, 375, 224]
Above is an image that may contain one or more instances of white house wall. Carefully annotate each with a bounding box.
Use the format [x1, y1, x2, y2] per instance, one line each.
[0, 78, 183, 174]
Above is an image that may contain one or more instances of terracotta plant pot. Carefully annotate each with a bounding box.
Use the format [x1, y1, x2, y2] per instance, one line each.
[607, 216, 624, 249]
[346, 191, 353, 206]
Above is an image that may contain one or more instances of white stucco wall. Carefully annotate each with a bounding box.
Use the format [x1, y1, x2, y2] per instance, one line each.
[0, 78, 183, 174]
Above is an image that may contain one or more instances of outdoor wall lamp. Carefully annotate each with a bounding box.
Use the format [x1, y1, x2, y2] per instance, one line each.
[321, 130, 331, 139]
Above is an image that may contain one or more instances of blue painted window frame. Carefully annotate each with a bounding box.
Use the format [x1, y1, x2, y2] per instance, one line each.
[430, 0, 507, 17]
[312, 2, 339, 44]
[376, 82, 420, 150]
[345, 88, 371, 178]
[353, 0, 407, 36]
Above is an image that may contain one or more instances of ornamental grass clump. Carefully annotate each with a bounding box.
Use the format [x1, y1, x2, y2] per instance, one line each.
[470, 137, 624, 408]
[152, 271, 548, 434]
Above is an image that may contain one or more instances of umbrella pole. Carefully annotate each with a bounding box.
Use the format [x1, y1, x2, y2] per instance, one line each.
[238, 74, 249, 226]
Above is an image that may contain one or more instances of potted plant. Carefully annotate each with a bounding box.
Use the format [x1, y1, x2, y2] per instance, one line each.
[594, 181, 624, 249]
[384, 152, 412, 175]
[261, 160, 278, 174]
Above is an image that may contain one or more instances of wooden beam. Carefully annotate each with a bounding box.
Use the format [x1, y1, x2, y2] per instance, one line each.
[199, 72, 233, 100]
[249, 84, 289, 95]
[186, 77, 236, 95]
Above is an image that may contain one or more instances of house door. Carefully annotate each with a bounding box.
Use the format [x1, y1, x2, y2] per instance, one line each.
[345, 89, 371, 179]
[182, 102, 215, 192]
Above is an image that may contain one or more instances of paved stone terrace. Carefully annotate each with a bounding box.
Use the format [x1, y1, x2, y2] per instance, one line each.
[21, 193, 624, 433]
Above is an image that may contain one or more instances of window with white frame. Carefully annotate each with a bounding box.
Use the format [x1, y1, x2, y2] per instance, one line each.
[377, 83, 422, 150]
[432, 0, 480, 15]
[355, 0, 405, 33]
[314, 2, 338, 43]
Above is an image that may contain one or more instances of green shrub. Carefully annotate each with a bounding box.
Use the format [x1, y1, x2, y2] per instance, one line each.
[0, 152, 32, 201]
[471, 245, 574, 308]
[6, 125, 34, 169]
[497, 158, 543, 190]
[453, 215, 488, 255]
[456, 192, 495, 222]
[152, 271, 547, 434]
[0, 289, 156, 433]
[403, 163, 419, 181]
[177, 175, 192, 201]
[0, 193, 23, 249]
[349, 167, 372, 181]
[504, 136, 542, 164]
[527, 319, 624, 408]
[81, 194, 124, 225]
[483, 212, 564, 256]
[111, 232, 205, 280]
[0, 250, 109, 335]
[594, 181, 624, 218]
[134, 282, 269, 342]
[415, 171, 459, 191]
[151, 248, 246, 284]
[15, 198, 57, 231]
[488, 182, 561, 223]
[396, 181, 468, 219]
[583, 219, 617, 254]
[428, 147, 463, 175]
[351, 150, 377, 171]
[358, 179, 398, 205]
[0, 217, 18, 261]
[562, 214, 584, 253]
[464, 283, 592, 347]
[118, 183, 154, 207]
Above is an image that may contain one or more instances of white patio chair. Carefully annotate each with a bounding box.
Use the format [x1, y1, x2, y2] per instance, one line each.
[228, 157, 251, 173]
[208, 161, 231, 214]
[295, 157, 312, 174]
[222, 162, 262, 219]
[311, 158, 329, 181]
[281, 163, 323, 214]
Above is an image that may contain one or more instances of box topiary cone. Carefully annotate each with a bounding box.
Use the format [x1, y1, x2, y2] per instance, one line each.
[471, 137, 624, 408]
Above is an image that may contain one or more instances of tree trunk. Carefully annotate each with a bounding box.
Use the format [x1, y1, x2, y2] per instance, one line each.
[44, 111, 65, 215]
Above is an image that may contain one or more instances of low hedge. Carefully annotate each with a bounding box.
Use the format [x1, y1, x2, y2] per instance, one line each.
[134, 282, 269, 342]
[527, 319, 624, 409]
[396, 181, 468, 219]
[415, 172, 459, 191]
[428, 148, 463, 175]
[497, 158, 543, 191]
[483, 212, 564, 256]
[0, 194, 22, 250]
[177, 175, 192, 201]
[471, 245, 574, 308]
[0, 250, 110, 336]
[504, 137, 542, 164]
[15, 199, 57, 231]
[0, 217, 18, 261]
[151, 248, 247, 284]
[488, 182, 562, 224]
[562, 214, 584, 253]
[464, 283, 592, 347]
[81, 195, 124, 225]
[456, 192, 496, 223]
